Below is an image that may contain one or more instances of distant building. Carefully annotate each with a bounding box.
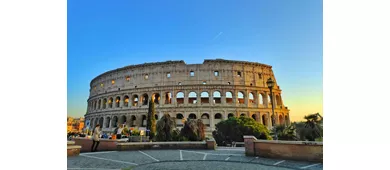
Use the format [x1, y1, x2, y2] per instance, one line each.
[67, 117, 85, 133]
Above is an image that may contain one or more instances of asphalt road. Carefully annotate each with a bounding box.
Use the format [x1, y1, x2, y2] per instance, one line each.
[67, 147, 323, 170]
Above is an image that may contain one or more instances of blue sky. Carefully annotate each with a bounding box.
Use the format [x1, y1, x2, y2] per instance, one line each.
[68, 0, 322, 121]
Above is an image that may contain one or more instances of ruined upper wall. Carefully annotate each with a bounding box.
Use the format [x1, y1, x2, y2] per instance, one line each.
[89, 59, 279, 96]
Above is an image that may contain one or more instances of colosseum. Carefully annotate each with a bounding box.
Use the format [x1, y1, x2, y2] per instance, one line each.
[85, 59, 290, 134]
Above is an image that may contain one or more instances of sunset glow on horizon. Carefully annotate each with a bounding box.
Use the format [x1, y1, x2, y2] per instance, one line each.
[67, 0, 322, 122]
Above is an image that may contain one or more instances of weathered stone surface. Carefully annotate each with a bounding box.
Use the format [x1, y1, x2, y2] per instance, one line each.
[85, 59, 291, 133]
[73, 137, 120, 153]
[117, 141, 208, 151]
[244, 136, 323, 162]
[67, 145, 81, 157]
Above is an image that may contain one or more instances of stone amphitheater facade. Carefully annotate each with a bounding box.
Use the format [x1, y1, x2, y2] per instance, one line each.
[85, 59, 290, 133]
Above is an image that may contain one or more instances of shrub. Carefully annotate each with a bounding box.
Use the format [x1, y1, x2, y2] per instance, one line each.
[172, 129, 189, 141]
[132, 129, 140, 136]
[275, 124, 298, 141]
[122, 127, 129, 136]
[213, 116, 271, 145]
[180, 119, 205, 141]
[156, 114, 177, 141]
[196, 119, 206, 141]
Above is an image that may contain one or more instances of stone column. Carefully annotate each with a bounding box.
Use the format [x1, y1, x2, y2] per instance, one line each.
[103, 117, 107, 129]
[160, 91, 165, 105]
[184, 90, 188, 105]
[127, 115, 132, 127]
[210, 111, 215, 130]
[197, 90, 201, 106]
[138, 114, 144, 127]
[209, 90, 213, 105]
[264, 91, 269, 107]
[119, 96, 124, 108]
[259, 113, 263, 125]
[267, 112, 272, 129]
[280, 93, 284, 107]
[221, 90, 226, 104]
[244, 90, 249, 106]
[172, 90, 176, 105]
[272, 91, 277, 109]
[109, 116, 113, 129]
[233, 90, 237, 106]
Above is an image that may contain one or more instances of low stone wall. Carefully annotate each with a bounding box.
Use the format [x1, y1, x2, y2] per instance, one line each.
[73, 137, 127, 153]
[244, 136, 323, 162]
[127, 136, 149, 142]
[67, 145, 82, 157]
[117, 140, 216, 151]
[67, 141, 75, 145]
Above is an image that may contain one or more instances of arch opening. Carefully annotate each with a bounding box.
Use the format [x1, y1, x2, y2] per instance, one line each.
[176, 92, 184, 104]
[142, 94, 149, 105]
[188, 113, 197, 119]
[201, 92, 209, 104]
[111, 116, 118, 128]
[201, 113, 210, 126]
[213, 91, 221, 104]
[165, 92, 172, 104]
[262, 114, 268, 126]
[132, 95, 139, 106]
[226, 92, 233, 104]
[249, 92, 255, 104]
[238, 92, 244, 104]
[108, 98, 113, 108]
[141, 115, 147, 127]
[124, 95, 129, 107]
[131, 115, 136, 126]
[152, 93, 160, 104]
[188, 92, 197, 104]
[105, 117, 110, 128]
[115, 96, 121, 107]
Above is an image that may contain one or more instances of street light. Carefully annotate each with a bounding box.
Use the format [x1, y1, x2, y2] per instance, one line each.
[266, 78, 277, 140]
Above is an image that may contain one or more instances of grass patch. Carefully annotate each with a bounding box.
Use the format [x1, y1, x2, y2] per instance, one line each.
[122, 166, 134, 170]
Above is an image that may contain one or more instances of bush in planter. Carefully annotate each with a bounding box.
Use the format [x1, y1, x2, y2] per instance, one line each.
[275, 124, 298, 141]
[213, 116, 271, 145]
[180, 119, 206, 141]
[132, 129, 140, 136]
[156, 114, 177, 141]
[172, 129, 189, 141]
[122, 127, 129, 136]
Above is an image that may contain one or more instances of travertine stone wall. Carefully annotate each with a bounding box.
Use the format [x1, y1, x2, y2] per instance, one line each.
[85, 59, 290, 133]
[244, 136, 323, 162]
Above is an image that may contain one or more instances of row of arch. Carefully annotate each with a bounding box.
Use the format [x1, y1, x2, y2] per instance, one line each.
[88, 112, 288, 130]
[89, 91, 283, 111]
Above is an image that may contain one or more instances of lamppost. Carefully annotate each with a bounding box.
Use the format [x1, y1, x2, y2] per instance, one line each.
[266, 78, 278, 140]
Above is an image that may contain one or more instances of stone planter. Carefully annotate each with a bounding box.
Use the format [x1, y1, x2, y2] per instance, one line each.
[129, 136, 149, 142]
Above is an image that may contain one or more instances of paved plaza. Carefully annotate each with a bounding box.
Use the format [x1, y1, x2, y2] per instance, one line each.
[67, 147, 323, 170]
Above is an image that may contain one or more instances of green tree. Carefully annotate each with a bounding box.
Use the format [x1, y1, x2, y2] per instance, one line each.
[156, 114, 177, 141]
[147, 100, 156, 140]
[213, 117, 272, 146]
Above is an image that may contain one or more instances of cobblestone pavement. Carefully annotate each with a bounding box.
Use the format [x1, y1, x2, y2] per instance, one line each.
[67, 148, 323, 170]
